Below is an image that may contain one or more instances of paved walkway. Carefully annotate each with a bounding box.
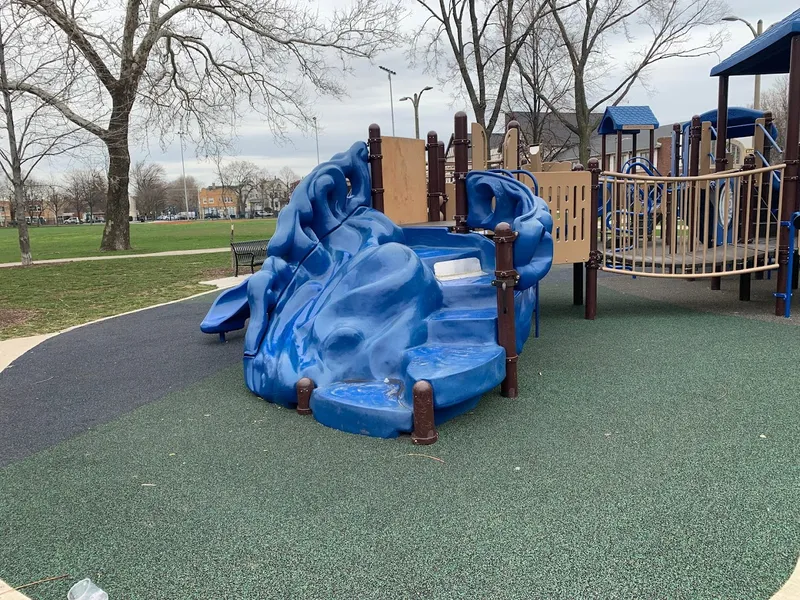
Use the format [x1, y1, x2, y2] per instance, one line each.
[0, 247, 229, 268]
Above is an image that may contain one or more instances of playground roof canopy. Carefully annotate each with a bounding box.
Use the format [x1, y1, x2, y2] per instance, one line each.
[711, 8, 800, 76]
[597, 106, 659, 135]
[682, 107, 779, 139]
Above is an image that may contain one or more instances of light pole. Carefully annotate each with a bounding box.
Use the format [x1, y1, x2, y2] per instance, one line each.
[378, 65, 397, 135]
[313, 116, 320, 164]
[722, 16, 764, 109]
[399, 86, 433, 139]
[178, 130, 190, 217]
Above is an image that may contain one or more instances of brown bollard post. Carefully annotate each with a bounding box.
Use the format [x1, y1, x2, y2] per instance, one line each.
[493, 222, 519, 398]
[738, 155, 756, 302]
[296, 377, 314, 415]
[426, 131, 440, 222]
[586, 159, 601, 320]
[411, 381, 437, 445]
[453, 111, 470, 233]
[368, 124, 385, 213]
[437, 141, 447, 220]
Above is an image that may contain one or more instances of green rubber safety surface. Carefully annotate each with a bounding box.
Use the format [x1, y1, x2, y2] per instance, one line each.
[2, 282, 799, 599]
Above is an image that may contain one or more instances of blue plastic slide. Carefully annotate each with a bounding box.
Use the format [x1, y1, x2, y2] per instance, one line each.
[201, 142, 554, 438]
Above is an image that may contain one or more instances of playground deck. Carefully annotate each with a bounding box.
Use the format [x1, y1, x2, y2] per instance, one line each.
[603, 237, 777, 275]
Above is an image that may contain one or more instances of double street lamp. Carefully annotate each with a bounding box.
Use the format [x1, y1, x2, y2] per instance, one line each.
[722, 15, 764, 109]
[399, 86, 433, 139]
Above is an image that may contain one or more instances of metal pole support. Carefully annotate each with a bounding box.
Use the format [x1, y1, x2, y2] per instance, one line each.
[453, 112, 470, 233]
[368, 124, 385, 213]
[493, 222, 519, 398]
[586, 159, 601, 320]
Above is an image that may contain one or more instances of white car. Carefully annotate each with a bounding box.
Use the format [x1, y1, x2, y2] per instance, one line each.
[63, 217, 80, 224]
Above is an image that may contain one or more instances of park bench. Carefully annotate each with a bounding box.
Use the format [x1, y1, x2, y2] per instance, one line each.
[231, 239, 268, 276]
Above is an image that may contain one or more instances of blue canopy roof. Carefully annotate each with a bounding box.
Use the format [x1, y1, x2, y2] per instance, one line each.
[597, 106, 659, 134]
[711, 8, 800, 76]
[681, 107, 779, 140]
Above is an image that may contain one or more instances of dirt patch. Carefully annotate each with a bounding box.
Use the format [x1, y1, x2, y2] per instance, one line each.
[201, 266, 235, 280]
[0, 309, 38, 329]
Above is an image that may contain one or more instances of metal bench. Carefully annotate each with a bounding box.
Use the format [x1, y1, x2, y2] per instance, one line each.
[230, 239, 268, 276]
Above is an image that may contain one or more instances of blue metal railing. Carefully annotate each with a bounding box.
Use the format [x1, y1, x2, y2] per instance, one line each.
[756, 122, 783, 155]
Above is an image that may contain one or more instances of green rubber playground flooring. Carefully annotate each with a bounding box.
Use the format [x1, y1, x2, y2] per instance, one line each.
[2, 282, 799, 599]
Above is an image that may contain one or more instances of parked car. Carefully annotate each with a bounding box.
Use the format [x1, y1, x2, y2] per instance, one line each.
[63, 217, 80, 224]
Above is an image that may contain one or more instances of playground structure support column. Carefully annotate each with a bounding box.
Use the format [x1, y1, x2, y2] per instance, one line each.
[601, 134, 607, 171]
[631, 134, 637, 173]
[494, 222, 519, 398]
[739, 155, 756, 302]
[572, 163, 585, 306]
[411, 381, 438, 445]
[368, 124, 385, 213]
[776, 35, 800, 316]
[586, 159, 601, 320]
[453, 112, 470, 233]
[426, 131, 440, 222]
[711, 77, 729, 291]
[649, 129, 655, 164]
[438, 141, 447, 220]
[689, 115, 701, 253]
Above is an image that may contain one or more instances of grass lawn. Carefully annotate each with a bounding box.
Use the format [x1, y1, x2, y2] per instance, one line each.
[0, 219, 276, 263]
[0, 253, 232, 339]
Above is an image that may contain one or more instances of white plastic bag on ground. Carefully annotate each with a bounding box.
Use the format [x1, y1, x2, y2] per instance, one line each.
[67, 579, 108, 600]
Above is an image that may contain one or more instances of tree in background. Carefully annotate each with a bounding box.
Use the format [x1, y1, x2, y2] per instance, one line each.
[0, 3, 87, 264]
[277, 166, 298, 205]
[410, 0, 568, 135]
[6, 0, 402, 251]
[761, 76, 788, 146]
[66, 169, 106, 222]
[131, 161, 168, 219]
[533, 0, 727, 164]
[44, 185, 69, 224]
[166, 175, 199, 214]
[216, 159, 263, 217]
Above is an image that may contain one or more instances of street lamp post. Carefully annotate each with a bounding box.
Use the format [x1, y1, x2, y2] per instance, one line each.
[399, 86, 434, 139]
[722, 16, 764, 109]
[178, 130, 190, 217]
[313, 116, 320, 165]
[378, 65, 397, 135]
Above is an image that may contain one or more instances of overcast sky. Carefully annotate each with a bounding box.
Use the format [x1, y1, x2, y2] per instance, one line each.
[75, 0, 800, 186]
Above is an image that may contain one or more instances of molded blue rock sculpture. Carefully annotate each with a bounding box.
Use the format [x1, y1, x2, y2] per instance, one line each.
[201, 142, 554, 438]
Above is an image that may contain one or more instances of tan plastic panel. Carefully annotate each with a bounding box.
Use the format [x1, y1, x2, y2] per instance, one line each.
[502, 128, 519, 170]
[471, 123, 488, 171]
[700, 121, 712, 175]
[381, 136, 428, 224]
[526, 171, 592, 264]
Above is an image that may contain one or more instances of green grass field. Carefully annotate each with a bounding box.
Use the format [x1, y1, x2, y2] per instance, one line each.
[0, 219, 277, 263]
[0, 253, 231, 339]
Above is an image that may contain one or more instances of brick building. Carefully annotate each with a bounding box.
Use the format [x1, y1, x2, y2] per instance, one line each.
[198, 185, 239, 218]
[0, 197, 10, 226]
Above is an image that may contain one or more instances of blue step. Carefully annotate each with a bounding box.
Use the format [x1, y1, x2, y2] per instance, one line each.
[404, 343, 505, 408]
[310, 380, 412, 438]
[410, 246, 482, 270]
[439, 272, 496, 308]
[426, 307, 497, 343]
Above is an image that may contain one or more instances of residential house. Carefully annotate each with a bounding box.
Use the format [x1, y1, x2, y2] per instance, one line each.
[0, 197, 9, 226]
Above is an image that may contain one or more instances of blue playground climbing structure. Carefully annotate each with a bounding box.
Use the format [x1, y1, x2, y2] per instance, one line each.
[201, 115, 553, 441]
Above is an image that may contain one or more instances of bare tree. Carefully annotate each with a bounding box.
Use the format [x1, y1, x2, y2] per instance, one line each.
[216, 159, 263, 216]
[0, 3, 87, 263]
[410, 0, 575, 134]
[527, 0, 727, 165]
[761, 76, 788, 147]
[132, 161, 167, 219]
[65, 169, 105, 221]
[7, 0, 402, 251]
[44, 185, 69, 223]
[166, 175, 199, 214]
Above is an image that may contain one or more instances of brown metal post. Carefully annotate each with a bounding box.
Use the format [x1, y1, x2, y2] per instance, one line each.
[571, 163, 585, 305]
[493, 222, 518, 398]
[631, 133, 637, 173]
[649, 129, 655, 165]
[411, 381, 438, 445]
[296, 377, 314, 415]
[368, 124, 384, 213]
[715, 76, 729, 174]
[673, 123, 682, 175]
[453, 112, 470, 233]
[689, 115, 701, 252]
[616, 130, 623, 172]
[586, 159, 601, 320]
[438, 141, 447, 220]
[739, 155, 756, 302]
[426, 131, 440, 222]
[776, 37, 800, 315]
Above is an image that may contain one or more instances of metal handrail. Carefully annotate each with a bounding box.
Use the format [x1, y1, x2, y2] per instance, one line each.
[753, 151, 782, 186]
[487, 168, 539, 195]
[756, 123, 783, 154]
[602, 162, 785, 182]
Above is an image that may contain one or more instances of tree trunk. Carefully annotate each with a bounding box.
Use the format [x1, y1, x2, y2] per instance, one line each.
[13, 180, 32, 265]
[100, 98, 132, 250]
